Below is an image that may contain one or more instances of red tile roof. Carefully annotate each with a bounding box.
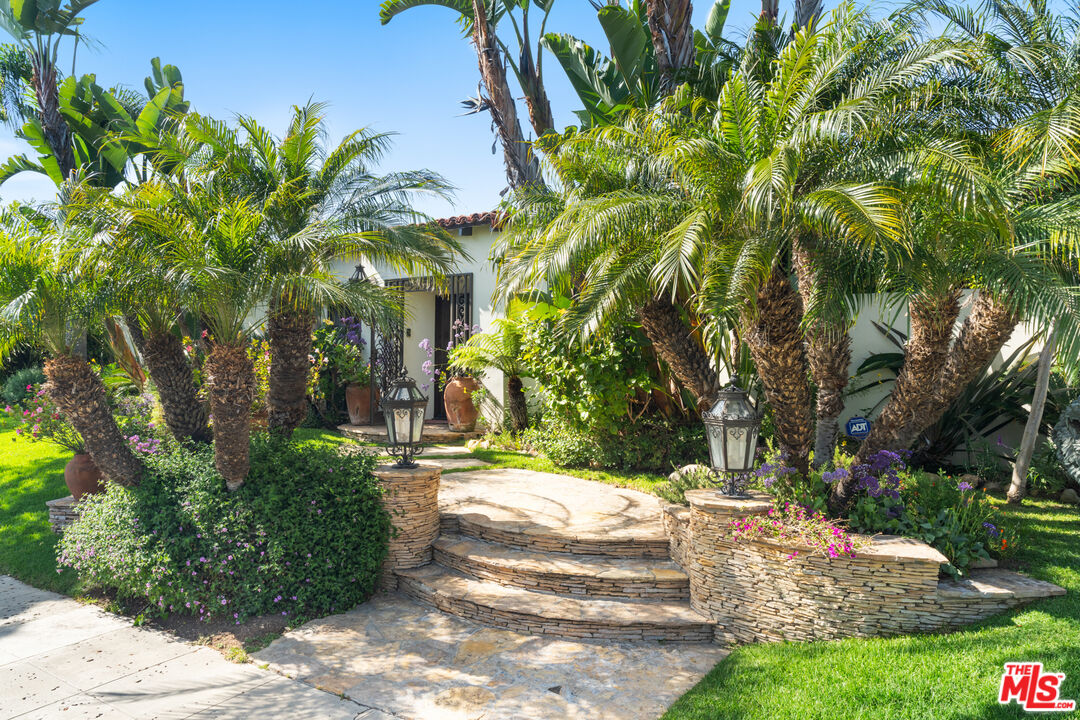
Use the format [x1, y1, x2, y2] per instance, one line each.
[435, 211, 498, 229]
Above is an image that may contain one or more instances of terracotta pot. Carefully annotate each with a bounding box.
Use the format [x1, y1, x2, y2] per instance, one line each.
[444, 376, 481, 432]
[64, 453, 104, 501]
[346, 383, 379, 426]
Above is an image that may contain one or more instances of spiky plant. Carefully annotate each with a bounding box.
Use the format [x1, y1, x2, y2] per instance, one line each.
[448, 318, 530, 430]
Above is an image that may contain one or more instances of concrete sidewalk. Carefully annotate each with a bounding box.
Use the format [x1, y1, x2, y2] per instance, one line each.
[0, 576, 385, 720]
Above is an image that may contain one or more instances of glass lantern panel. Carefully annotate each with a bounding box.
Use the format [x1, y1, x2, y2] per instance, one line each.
[410, 407, 425, 443]
[745, 429, 760, 471]
[392, 408, 412, 445]
[706, 424, 726, 471]
[725, 426, 750, 472]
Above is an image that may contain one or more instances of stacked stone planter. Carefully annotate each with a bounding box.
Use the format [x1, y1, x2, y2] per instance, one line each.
[374, 463, 442, 591]
[677, 489, 1066, 645]
[46, 495, 80, 534]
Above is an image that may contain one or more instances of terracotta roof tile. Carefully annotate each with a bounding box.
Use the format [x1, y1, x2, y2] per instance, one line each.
[435, 211, 499, 229]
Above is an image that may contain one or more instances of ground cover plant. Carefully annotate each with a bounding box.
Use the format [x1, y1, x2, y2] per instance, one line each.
[58, 438, 390, 624]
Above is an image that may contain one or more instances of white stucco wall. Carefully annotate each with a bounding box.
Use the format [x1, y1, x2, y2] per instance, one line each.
[329, 222, 508, 424]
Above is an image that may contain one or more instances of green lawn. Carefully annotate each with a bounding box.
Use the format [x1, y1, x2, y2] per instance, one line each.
[663, 498, 1080, 720]
[0, 415, 79, 593]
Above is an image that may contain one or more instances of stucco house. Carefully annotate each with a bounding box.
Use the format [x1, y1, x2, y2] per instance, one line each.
[330, 211, 506, 427]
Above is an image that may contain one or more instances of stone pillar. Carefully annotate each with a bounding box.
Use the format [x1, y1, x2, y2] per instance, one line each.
[374, 463, 441, 591]
[46, 496, 80, 534]
[684, 490, 772, 644]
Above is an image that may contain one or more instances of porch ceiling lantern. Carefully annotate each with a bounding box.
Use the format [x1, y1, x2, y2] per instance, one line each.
[702, 378, 763, 496]
[381, 372, 428, 468]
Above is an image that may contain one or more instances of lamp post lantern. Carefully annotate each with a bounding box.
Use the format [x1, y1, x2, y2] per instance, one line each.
[702, 378, 763, 496]
[381, 372, 428, 468]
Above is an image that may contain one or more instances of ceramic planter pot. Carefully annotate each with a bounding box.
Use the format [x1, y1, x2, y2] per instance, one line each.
[444, 376, 480, 432]
[346, 383, 379, 425]
[64, 453, 104, 501]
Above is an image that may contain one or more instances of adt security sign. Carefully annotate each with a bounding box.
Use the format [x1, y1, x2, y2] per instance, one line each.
[846, 416, 871, 440]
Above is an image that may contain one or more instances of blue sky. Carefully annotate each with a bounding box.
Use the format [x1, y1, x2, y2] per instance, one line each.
[0, 0, 764, 217]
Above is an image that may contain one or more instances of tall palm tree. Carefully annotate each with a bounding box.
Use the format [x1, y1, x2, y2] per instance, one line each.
[380, 0, 555, 189]
[0, 185, 142, 485]
[175, 104, 462, 439]
[0, 0, 99, 179]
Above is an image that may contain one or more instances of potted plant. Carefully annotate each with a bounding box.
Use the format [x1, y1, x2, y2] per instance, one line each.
[6, 386, 102, 500]
[440, 332, 483, 431]
[342, 345, 377, 425]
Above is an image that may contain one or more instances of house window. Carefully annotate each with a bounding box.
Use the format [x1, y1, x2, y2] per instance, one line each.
[460, 226, 473, 237]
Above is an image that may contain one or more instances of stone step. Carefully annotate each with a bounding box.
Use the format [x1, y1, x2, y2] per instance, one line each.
[433, 534, 690, 600]
[937, 568, 1066, 602]
[441, 513, 671, 558]
[397, 565, 715, 642]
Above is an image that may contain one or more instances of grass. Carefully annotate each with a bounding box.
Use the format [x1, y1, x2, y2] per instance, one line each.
[0, 415, 80, 594]
[662, 497, 1080, 720]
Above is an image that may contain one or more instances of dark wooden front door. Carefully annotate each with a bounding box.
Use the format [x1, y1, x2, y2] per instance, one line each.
[433, 295, 451, 420]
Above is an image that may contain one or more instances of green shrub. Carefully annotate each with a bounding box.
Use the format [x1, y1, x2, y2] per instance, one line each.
[2, 366, 44, 405]
[655, 465, 714, 505]
[1026, 440, 1073, 497]
[525, 415, 707, 473]
[58, 438, 389, 623]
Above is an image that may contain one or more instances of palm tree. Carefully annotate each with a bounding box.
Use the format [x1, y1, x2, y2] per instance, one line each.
[129, 183, 268, 490]
[379, 0, 555, 189]
[0, 185, 142, 485]
[0, 0, 100, 179]
[175, 104, 462, 439]
[849, 0, 1080, 470]
[448, 318, 530, 430]
[107, 183, 210, 444]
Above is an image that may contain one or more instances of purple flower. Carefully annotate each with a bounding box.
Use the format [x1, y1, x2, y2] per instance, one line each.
[957, 481, 975, 492]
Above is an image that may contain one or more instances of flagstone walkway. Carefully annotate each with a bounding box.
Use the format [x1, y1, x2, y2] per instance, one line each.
[0, 577, 383, 720]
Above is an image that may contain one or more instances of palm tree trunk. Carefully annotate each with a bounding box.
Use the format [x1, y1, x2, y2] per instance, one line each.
[30, 52, 74, 178]
[471, 0, 544, 189]
[44, 355, 143, 486]
[143, 330, 210, 443]
[507, 375, 528, 431]
[205, 345, 255, 491]
[645, 0, 695, 93]
[851, 291, 961, 467]
[267, 307, 315, 438]
[742, 271, 814, 477]
[922, 293, 1017, 431]
[793, 240, 851, 467]
[1008, 328, 1056, 504]
[637, 297, 722, 410]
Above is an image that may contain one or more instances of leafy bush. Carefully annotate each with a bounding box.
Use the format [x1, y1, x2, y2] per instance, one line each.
[1027, 440, 1074, 496]
[58, 438, 390, 623]
[4, 385, 84, 453]
[655, 465, 714, 505]
[840, 452, 1016, 577]
[2, 366, 44, 405]
[525, 415, 707, 473]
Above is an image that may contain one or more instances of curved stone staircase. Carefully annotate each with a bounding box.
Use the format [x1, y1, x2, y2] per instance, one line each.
[396, 468, 716, 642]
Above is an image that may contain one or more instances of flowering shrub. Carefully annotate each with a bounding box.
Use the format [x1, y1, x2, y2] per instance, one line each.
[308, 318, 371, 425]
[248, 339, 272, 418]
[5, 386, 84, 453]
[842, 451, 1017, 576]
[58, 438, 390, 624]
[729, 503, 863, 559]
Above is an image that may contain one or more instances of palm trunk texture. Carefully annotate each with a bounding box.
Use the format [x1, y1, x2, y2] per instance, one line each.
[143, 330, 210, 444]
[851, 292, 961, 470]
[637, 298, 722, 410]
[471, 0, 543, 189]
[793, 241, 851, 467]
[31, 53, 74, 178]
[507, 375, 529, 431]
[646, 0, 695, 92]
[743, 271, 815, 477]
[44, 355, 143, 486]
[205, 345, 256, 491]
[267, 308, 315, 438]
